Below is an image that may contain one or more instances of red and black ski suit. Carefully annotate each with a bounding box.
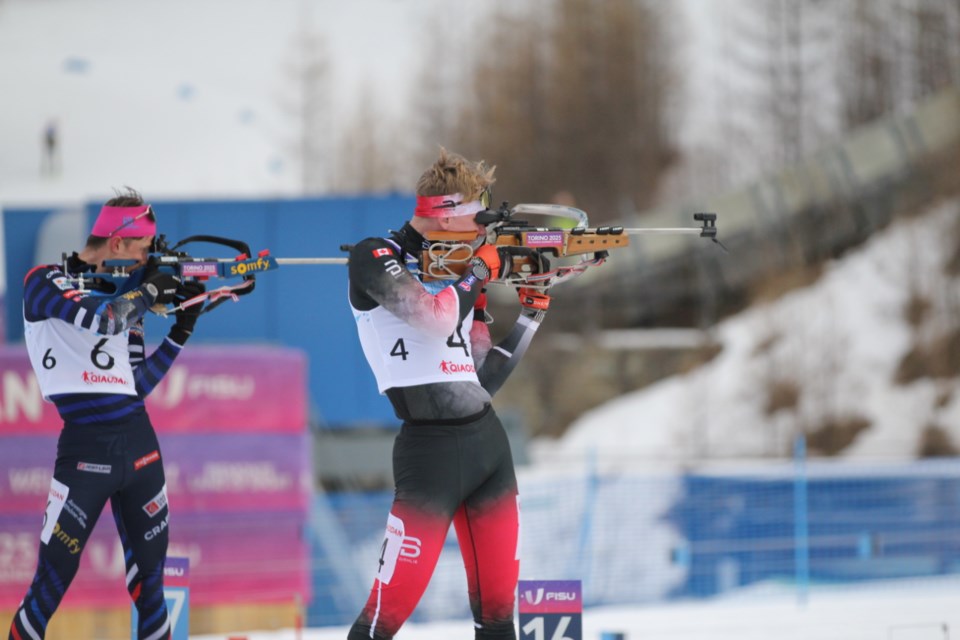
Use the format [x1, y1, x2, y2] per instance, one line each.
[346, 223, 546, 640]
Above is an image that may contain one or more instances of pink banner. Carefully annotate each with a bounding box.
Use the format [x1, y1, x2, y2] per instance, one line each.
[0, 435, 311, 515]
[0, 511, 309, 608]
[0, 345, 307, 435]
[0, 344, 311, 607]
[0, 436, 58, 513]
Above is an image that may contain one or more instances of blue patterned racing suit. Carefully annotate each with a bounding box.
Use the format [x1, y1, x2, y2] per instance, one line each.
[9, 255, 185, 640]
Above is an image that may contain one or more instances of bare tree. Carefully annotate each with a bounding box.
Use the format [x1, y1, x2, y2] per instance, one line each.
[331, 83, 400, 194]
[411, 0, 677, 224]
[408, 6, 472, 172]
[909, 0, 958, 99]
[279, 11, 333, 195]
[839, 0, 897, 128]
[724, 0, 842, 172]
[543, 0, 676, 219]
[871, 0, 960, 114]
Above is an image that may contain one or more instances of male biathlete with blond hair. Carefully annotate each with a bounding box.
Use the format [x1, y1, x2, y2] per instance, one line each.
[346, 149, 550, 640]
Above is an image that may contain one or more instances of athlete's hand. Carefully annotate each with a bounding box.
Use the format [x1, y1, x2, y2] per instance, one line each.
[517, 287, 550, 312]
[174, 281, 205, 331]
[471, 245, 503, 283]
[472, 245, 544, 283]
[143, 270, 181, 306]
[169, 280, 205, 345]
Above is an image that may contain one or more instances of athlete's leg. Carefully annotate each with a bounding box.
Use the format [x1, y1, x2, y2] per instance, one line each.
[454, 417, 520, 640]
[8, 439, 114, 640]
[113, 431, 170, 640]
[347, 425, 461, 640]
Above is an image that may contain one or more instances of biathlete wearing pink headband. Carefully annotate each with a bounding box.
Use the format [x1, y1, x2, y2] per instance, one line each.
[10, 189, 203, 640]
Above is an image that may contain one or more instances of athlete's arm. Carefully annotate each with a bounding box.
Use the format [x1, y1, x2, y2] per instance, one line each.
[23, 265, 161, 336]
[129, 324, 185, 398]
[348, 238, 484, 337]
[469, 292, 494, 368]
[474, 306, 546, 396]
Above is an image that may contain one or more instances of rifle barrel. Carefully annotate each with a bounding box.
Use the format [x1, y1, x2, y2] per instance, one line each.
[275, 258, 349, 265]
[621, 227, 703, 235]
[266, 228, 705, 266]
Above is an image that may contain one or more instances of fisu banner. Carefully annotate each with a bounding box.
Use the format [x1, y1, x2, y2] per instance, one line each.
[0, 510, 308, 608]
[0, 345, 307, 434]
[0, 432, 310, 607]
[0, 434, 311, 515]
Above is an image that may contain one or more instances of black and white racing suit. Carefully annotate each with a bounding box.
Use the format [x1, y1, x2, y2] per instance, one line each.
[10, 256, 185, 640]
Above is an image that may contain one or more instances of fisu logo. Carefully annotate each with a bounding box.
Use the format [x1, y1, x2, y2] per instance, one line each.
[523, 588, 578, 604]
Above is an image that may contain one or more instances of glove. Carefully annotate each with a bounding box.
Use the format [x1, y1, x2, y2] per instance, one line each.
[168, 280, 206, 345]
[518, 287, 550, 312]
[470, 245, 503, 284]
[472, 245, 550, 283]
[142, 262, 181, 305]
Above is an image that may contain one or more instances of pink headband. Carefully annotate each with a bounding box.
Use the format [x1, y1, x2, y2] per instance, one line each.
[414, 194, 486, 218]
[91, 205, 157, 238]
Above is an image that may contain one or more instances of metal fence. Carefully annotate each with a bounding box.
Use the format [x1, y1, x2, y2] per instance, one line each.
[307, 454, 960, 626]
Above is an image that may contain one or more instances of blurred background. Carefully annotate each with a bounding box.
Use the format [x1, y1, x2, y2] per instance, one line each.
[1, 0, 959, 637]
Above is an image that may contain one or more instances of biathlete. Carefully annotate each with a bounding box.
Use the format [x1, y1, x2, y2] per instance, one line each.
[346, 148, 550, 640]
[9, 188, 203, 640]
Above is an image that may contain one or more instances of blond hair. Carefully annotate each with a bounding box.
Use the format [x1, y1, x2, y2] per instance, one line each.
[415, 147, 496, 202]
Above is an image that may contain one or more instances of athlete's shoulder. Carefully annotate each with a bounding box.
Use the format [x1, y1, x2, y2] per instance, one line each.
[350, 237, 398, 261]
[24, 263, 61, 286]
[349, 237, 404, 275]
[23, 264, 84, 319]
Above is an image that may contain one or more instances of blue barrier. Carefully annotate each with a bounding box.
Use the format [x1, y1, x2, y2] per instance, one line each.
[306, 461, 960, 625]
[665, 463, 960, 598]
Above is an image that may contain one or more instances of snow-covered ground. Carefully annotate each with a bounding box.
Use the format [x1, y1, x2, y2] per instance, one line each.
[192, 577, 960, 640]
[534, 201, 960, 470]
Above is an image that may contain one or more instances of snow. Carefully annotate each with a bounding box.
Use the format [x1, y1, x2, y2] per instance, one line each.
[540, 202, 960, 470]
[190, 576, 960, 640]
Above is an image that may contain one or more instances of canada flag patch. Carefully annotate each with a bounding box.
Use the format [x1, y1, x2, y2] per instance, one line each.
[372, 248, 392, 258]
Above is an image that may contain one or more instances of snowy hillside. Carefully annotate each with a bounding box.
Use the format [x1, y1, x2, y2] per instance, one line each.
[535, 201, 960, 468]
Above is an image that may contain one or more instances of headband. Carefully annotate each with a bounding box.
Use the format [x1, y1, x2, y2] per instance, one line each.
[414, 194, 486, 218]
[91, 204, 157, 238]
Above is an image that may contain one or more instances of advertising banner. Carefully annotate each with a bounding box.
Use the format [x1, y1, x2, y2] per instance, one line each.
[0, 434, 311, 515]
[0, 511, 308, 608]
[0, 343, 311, 608]
[518, 580, 583, 640]
[0, 345, 307, 435]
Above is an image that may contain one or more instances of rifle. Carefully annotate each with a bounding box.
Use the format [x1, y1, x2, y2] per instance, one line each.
[416, 203, 719, 289]
[67, 205, 718, 309]
[270, 203, 719, 289]
[70, 234, 282, 315]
